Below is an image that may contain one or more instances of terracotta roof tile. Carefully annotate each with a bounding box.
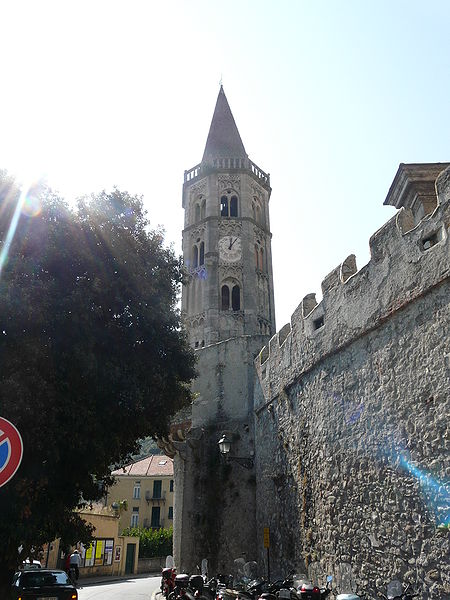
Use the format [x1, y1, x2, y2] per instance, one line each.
[112, 454, 173, 477]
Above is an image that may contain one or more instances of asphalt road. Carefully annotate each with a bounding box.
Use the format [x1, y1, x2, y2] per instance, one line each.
[78, 574, 160, 600]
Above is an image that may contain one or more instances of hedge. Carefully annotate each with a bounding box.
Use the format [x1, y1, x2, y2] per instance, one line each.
[122, 526, 173, 558]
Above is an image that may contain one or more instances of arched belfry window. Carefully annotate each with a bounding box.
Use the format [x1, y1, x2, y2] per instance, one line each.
[220, 196, 228, 217]
[193, 195, 205, 223]
[191, 238, 205, 270]
[232, 285, 240, 310]
[221, 285, 230, 310]
[192, 245, 199, 268]
[220, 190, 239, 217]
[221, 281, 241, 311]
[230, 196, 238, 217]
[252, 197, 263, 225]
[255, 240, 265, 271]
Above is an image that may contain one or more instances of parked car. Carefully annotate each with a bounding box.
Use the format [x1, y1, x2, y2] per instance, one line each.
[11, 569, 78, 599]
[21, 559, 42, 570]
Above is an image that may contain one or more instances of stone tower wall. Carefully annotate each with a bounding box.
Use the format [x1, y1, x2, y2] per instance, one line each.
[253, 168, 450, 599]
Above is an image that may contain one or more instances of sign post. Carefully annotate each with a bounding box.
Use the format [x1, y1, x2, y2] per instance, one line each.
[0, 417, 23, 488]
[263, 527, 270, 583]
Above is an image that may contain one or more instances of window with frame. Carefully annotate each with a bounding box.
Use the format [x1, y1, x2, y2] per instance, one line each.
[131, 508, 139, 527]
[133, 481, 141, 499]
[153, 480, 162, 499]
[170, 479, 174, 492]
[168, 506, 174, 520]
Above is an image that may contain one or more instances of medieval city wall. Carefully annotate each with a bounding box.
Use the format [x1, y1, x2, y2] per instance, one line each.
[253, 168, 450, 599]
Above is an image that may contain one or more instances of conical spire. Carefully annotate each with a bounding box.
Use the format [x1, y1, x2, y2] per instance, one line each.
[202, 86, 247, 163]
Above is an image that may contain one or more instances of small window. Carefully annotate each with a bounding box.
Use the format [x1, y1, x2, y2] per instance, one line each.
[168, 506, 174, 520]
[421, 232, 439, 251]
[170, 479, 174, 492]
[199, 242, 205, 266]
[195, 204, 200, 222]
[313, 316, 324, 330]
[158, 460, 167, 465]
[221, 285, 230, 310]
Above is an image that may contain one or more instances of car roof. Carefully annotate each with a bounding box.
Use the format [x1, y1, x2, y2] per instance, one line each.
[19, 568, 67, 574]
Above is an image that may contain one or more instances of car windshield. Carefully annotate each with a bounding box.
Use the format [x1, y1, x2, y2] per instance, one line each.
[21, 571, 69, 587]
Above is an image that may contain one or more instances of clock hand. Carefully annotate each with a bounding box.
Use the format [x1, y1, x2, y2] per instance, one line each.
[229, 237, 237, 249]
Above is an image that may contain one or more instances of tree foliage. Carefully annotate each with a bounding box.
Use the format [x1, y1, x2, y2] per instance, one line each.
[122, 526, 173, 558]
[0, 173, 195, 592]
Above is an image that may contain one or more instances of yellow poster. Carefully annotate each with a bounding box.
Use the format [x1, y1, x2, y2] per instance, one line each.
[86, 545, 93, 559]
[96, 540, 104, 559]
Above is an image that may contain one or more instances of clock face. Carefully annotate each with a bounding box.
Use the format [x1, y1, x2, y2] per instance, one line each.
[219, 236, 242, 262]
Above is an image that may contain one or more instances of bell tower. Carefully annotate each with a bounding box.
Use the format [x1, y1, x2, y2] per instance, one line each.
[172, 87, 275, 574]
[182, 86, 275, 348]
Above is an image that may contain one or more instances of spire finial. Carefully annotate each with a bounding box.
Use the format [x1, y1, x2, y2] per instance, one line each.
[219, 74, 223, 88]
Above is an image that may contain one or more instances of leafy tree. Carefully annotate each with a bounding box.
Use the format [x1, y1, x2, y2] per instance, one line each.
[0, 173, 196, 595]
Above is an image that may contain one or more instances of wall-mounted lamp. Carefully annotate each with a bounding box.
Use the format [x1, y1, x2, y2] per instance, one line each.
[218, 433, 254, 470]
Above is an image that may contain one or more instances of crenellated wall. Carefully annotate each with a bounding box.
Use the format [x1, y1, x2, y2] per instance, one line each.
[253, 166, 450, 599]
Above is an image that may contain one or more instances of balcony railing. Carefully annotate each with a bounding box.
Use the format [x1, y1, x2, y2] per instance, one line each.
[145, 490, 166, 503]
[184, 158, 270, 187]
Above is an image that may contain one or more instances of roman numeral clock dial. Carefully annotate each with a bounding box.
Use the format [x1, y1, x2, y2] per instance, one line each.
[219, 236, 242, 262]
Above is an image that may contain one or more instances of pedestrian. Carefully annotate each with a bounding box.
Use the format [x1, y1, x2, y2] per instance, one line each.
[69, 549, 81, 581]
[64, 552, 71, 575]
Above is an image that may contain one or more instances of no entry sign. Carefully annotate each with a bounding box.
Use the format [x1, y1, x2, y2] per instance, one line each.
[0, 417, 23, 487]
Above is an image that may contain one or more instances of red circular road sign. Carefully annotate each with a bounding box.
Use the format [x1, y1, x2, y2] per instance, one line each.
[0, 417, 24, 488]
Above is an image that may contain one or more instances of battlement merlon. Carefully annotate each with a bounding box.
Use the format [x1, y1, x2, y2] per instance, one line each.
[255, 163, 450, 406]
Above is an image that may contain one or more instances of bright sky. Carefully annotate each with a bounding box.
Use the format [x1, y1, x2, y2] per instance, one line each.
[1, 0, 449, 329]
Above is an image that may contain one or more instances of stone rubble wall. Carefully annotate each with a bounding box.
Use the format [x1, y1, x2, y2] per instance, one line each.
[254, 168, 450, 599]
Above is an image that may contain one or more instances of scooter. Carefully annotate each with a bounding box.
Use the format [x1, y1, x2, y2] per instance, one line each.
[161, 566, 177, 599]
[330, 575, 365, 600]
[378, 580, 418, 600]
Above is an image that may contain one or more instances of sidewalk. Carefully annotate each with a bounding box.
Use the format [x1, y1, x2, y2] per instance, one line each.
[79, 571, 160, 587]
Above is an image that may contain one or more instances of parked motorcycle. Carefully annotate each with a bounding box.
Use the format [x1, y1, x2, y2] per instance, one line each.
[161, 567, 177, 599]
[379, 580, 418, 600]
[291, 573, 331, 600]
[168, 573, 190, 600]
